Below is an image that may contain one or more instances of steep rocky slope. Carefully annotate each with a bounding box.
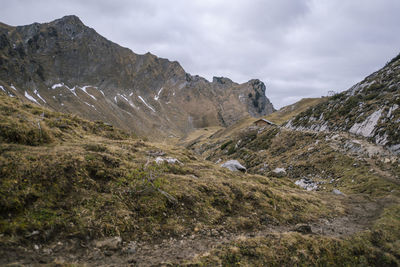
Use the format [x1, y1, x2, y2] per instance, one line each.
[285, 54, 400, 154]
[0, 15, 274, 139]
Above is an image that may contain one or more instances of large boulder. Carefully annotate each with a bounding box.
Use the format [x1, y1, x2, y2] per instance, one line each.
[271, 167, 287, 178]
[221, 160, 246, 172]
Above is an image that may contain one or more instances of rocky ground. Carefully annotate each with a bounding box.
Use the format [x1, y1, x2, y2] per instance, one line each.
[0, 191, 394, 266]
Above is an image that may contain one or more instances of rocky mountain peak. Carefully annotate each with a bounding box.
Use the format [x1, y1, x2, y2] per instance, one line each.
[55, 15, 84, 25]
[246, 79, 275, 116]
[249, 79, 265, 92]
[51, 15, 90, 40]
[0, 15, 275, 139]
[212, 76, 234, 85]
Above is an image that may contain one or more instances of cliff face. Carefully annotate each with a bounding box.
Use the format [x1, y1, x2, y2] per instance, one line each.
[0, 15, 275, 139]
[285, 54, 400, 154]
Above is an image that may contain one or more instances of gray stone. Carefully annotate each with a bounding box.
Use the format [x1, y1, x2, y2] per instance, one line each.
[292, 224, 312, 234]
[332, 189, 344, 195]
[26, 230, 40, 237]
[122, 241, 137, 254]
[220, 160, 246, 172]
[94, 236, 122, 250]
[271, 167, 286, 177]
[155, 156, 183, 165]
[295, 178, 318, 191]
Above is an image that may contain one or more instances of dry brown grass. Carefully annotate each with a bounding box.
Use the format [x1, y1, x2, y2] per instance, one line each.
[1, 92, 399, 266]
[0, 93, 341, 247]
[183, 107, 400, 266]
[265, 97, 327, 125]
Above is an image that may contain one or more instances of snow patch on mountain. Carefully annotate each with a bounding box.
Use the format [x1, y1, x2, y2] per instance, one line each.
[154, 87, 163, 101]
[138, 96, 155, 112]
[61, 85, 78, 97]
[34, 89, 46, 103]
[80, 86, 97, 100]
[119, 94, 129, 102]
[25, 91, 40, 105]
[84, 101, 97, 110]
[51, 83, 64, 89]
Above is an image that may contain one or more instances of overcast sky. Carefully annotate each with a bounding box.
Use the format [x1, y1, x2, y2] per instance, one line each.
[1, 0, 399, 108]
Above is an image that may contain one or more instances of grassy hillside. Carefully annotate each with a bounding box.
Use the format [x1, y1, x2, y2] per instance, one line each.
[190, 209, 400, 266]
[1, 89, 399, 265]
[0, 92, 347, 265]
[286, 54, 400, 154]
[186, 119, 400, 266]
[265, 97, 327, 125]
[183, 97, 326, 149]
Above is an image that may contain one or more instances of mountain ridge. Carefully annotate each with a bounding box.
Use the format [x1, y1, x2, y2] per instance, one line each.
[0, 15, 275, 139]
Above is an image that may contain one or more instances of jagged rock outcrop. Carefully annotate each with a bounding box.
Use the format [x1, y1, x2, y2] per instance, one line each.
[246, 79, 275, 117]
[285, 54, 400, 154]
[0, 15, 275, 139]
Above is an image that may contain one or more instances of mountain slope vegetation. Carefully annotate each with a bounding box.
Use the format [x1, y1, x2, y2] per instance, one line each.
[1, 68, 399, 265]
[186, 113, 400, 266]
[0, 92, 343, 266]
[286, 54, 400, 154]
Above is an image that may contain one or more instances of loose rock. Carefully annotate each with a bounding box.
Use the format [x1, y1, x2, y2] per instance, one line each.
[332, 189, 344, 195]
[155, 156, 183, 165]
[94, 236, 122, 250]
[292, 224, 312, 234]
[122, 241, 137, 254]
[220, 160, 246, 172]
[271, 167, 286, 177]
[295, 178, 318, 191]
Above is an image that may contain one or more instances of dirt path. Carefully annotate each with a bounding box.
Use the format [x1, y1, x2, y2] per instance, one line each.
[365, 158, 400, 185]
[1, 193, 388, 267]
[127, 195, 386, 266]
[310, 194, 385, 237]
[108, 191, 395, 266]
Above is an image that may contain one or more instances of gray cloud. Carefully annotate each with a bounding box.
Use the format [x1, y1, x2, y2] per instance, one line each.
[1, 0, 399, 108]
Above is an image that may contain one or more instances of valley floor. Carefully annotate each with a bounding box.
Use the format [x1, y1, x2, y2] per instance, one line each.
[0, 94, 399, 266]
